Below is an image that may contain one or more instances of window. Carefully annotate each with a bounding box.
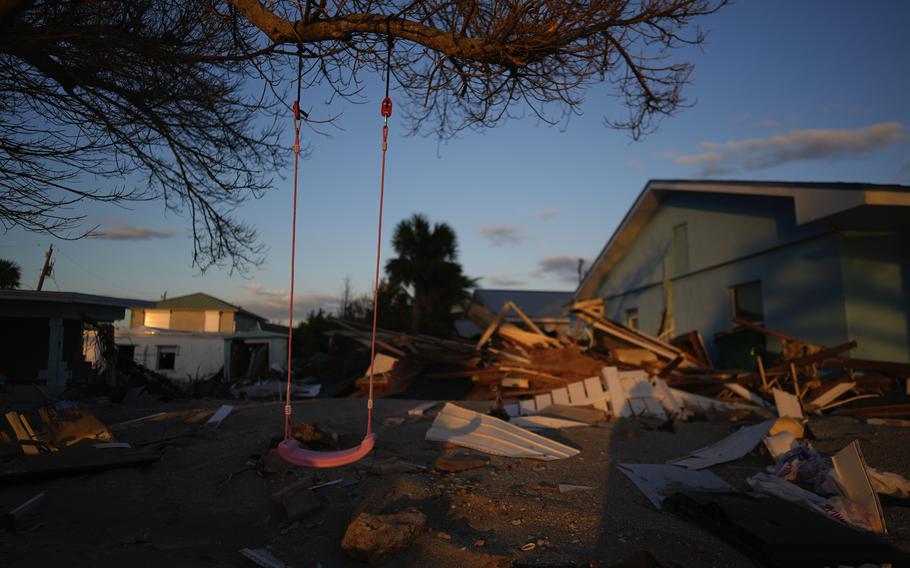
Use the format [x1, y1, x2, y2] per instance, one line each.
[204, 310, 220, 332]
[156, 346, 178, 371]
[672, 223, 689, 275]
[625, 308, 639, 330]
[731, 281, 764, 323]
[144, 309, 171, 329]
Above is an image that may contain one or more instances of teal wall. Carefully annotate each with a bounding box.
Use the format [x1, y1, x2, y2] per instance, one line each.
[594, 192, 910, 363]
[840, 232, 910, 362]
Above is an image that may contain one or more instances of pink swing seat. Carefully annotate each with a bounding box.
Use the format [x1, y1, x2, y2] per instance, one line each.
[277, 432, 377, 468]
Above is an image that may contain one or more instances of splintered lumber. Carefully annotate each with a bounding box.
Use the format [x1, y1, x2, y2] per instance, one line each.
[573, 308, 688, 364]
[768, 341, 858, 373]
[670, 330, 712, 368]
[567, 298, 605, 317]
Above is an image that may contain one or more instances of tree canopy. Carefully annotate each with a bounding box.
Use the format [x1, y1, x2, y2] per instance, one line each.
[0, 259, 22, 289]
[1, 0, 726, 270]
[386, 213, 475, 335]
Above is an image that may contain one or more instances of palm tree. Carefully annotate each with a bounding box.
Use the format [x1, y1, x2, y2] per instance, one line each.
[385, 214, 475, 335]
[0, 259, 21, 289]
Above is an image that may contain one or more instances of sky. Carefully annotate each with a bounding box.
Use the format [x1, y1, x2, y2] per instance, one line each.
[3, 0, 909, 322]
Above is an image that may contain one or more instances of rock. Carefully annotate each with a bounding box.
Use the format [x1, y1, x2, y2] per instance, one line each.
[474, 538, 486, 548]
[341, 509, 427, 564]
[291, 422, 337, 445]
[435, 454, 489, 473]
[272, 475, 321, 520]
[261, 449, 291, 475]
[436, 531, 451, 541]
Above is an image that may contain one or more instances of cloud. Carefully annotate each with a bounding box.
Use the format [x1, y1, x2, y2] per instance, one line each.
[88, 219, 175, 240]
[536, 255, 592, 284]
[758, 119, 781, 128]
[628, 159, 647, 172]
[674, 122, 904, 176]
[236, 283, 337, 322]
[536, 208, 560, 220]
[478, 226, 522, 246]
[484, 276, 526, 287]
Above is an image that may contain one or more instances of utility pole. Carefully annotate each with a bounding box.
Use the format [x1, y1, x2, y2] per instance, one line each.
[36, 244, 54, 291]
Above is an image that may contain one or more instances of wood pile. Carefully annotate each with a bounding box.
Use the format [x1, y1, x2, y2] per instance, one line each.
[327, 299, 910, 421]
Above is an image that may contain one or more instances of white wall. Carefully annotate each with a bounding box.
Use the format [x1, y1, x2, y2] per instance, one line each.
[116, 332, 225, 382]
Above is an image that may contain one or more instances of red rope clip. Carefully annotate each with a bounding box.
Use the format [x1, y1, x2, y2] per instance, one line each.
[381, 97, 393, 118]
[293, 100, 301, 121]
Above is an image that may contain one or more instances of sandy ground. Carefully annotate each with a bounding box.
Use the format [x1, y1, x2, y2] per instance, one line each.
[1, 397, 909, 567]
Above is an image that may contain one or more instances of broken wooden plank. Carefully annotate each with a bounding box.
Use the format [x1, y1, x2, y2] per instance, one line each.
[807, 382, 856, 410]
[773, 388, 804, 420]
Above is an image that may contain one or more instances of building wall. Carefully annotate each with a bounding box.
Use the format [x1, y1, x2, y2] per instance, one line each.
[840, 231, 910, 362]
[594, 192, 855, 362]
[129, 308, 239, 333]
[115, 333, 225, 381]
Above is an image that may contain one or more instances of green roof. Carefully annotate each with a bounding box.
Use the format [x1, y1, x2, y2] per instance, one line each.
[155, 292, 239, 311]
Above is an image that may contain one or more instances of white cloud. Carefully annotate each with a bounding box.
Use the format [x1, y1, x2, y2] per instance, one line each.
[478, 226, 522, 246]
[628, 159, 647, 172]
[674, 122, 904, 176]
[88, 219, 175, 240]
[536, 208, 560, 220]
[235, 283, 337, 322]
[484, 276, 526, 287]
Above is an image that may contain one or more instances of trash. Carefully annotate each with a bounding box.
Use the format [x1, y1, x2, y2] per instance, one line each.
[668, 420, 775, 469]
[772, 389, 804, 420]
[408, 402, 442, 417]
[664, 491, 910, 567]
[239, 547, 287, 568]
[830, 440, 886, 533]
[768, 416, 805, 439]
[510, 415, 589, 430]
[867, 467, 910, 499]
[341, 509, 427, 564]
[616, 463, 734, 509]
[807, 381, 856, 411]
[557, 483, 594, 493]
[2, 493, 44, 532]
[724, 384, 773, 409]
[205, 404, 234, 428]
[4, 411, 44, 455]
[746, 472, 878, 532]
[536, 404, 607, 425]
[310, 478, 358, 491]
[520, 542, 536, 551]
[425, 403, 579, 460]
[435, 454, 490, 473]
[763, 431, 798, 459]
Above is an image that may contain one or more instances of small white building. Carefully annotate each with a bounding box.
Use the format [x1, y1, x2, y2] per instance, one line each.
[115, 292, 286, 382]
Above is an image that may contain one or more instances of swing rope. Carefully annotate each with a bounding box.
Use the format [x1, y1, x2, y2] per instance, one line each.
[282, 30, 394, 446]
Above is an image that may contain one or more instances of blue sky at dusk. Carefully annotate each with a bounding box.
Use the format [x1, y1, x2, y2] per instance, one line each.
[3, 0, 909, 322]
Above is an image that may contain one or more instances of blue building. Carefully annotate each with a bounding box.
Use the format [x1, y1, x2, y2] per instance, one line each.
[574, 180, 910, 364]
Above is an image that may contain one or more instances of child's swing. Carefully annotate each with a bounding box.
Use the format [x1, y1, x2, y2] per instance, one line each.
[277, 37, 394, 468]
